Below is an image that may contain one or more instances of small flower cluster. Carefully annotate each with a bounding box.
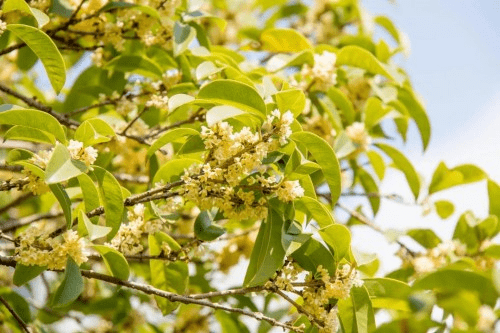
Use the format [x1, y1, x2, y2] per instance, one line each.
[68, 140, 99, 166]
[302, 264, 363, 333]
[476, 305, 497, 331]
[180, 110, 301, 221]
[217, 233, 255, 273]
[398, 240, 467, 276]
[345, 122, 372, 151]
[145, 94, 169, 109]
[0, 18, 6, 36]
[276, 180, 305, 202]
[22, 140, 97, 194]
[303, 114, 337, 145]
[15, 223, 88, 270]
[301, 51, 338, 91]
[108, 204, 165, 255]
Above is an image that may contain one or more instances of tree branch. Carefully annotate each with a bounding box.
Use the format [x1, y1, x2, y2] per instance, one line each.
[0, 255, 303, 332]
[0, 295, 31, 333]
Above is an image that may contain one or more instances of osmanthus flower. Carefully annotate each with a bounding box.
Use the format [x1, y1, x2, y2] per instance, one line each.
[180, 110, 303, 221]
[345, 122, 372, 152]
[15, 223, 88, 270]
[0, 19, 6, 36]
[301, 51, 338, 91]
[108, 203, 165, 255]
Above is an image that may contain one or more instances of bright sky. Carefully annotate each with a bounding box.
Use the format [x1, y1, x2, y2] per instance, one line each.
[349, 1, 500, 272]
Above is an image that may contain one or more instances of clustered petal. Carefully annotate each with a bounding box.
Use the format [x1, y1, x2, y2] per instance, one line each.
[15, 223, 88, 270]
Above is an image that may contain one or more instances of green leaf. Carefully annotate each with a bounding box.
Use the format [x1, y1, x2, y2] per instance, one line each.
[407, 229, 442, 249]
[339, 286, 376, 333]
[261, 28, 312, 52]
[52, 258, 84, 308]
[327, 87, 355, 124]
[77, 173, 100, 223]
[429, 162, 486, 194]
[168, 94, 195, 112]
[74, 119, 115, 146]
[398, 87, 431, 150]
[363, 97, 391, 129]
[357, 168, 380, 215]
[99, 2, 160, 18]
[434, 200, 454, 219]
[295, 196, 334, 228]
[146, 128, 199, 161]
[149, 232, 188, 315]
[291, 132, 341, 203]
[334, 132, 357, 159]
[273, 89, 306, 118]
[173, 21, 196, 57]
[78, 210, 111, 241]
[0, 289, 31, 323]
[244, 209, 287, 287]
[320, 224, 351, 262]
[196, 61, 224, 81]
[106, 55, 163, 78]
[364, 278, 411, 311]
[49, 183, 72, 228]
[366, 150, 385, 180]
[153, 158, 199, 185]
[291, 237, 335, 275]
[93, 245, 129, 280]
[93, 167, 124, 239]
[413, 269, 499, 306]
[206, 105, 247, 126]
[336, 46, 401, 83]
[0, 108, 66, 144]
[7, 24, 66, 93]
[4, 125, 55, 144]
[13, 263, 47, 287]
[194, 210, 225, 241]
[376, 143, 420, 200]
[488, 180, 500, 224]
[45, 143, 88, 184]
[2, 0, 49, 27]
[197, 79, 267, 118]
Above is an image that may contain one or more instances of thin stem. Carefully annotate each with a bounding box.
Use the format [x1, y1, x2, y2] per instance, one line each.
[121, 107, 151, 135]
[0, 256, 303, 333]
[0, 193, 33, 215]
[0, 295, 31, 333]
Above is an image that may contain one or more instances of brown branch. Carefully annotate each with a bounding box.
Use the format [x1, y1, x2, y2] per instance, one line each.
[336, 202, 416, 256]
[0, 211, 63, 232]
[0, 178, 29, 192]
[0, 193, 33, 215]
[0, 256, 302, 332]
[0, 295, 31, 333]
[0, 82, 79, 129]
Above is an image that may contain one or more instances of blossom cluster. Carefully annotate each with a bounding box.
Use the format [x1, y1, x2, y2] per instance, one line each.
[398, 240, 467, 275]
[0, 18, 6, 36]
[265, 261, 362, 333]
[345, 122, 372, 152]
[301, 51, 338, 91]
[22, 140, 98, 195]
[180, 110, 303, 221]
[108, 204, 165, 255]
[217, 233, 255, 273]
[15, 222, 88, 270]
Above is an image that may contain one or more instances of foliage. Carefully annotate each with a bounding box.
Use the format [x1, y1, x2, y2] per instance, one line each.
[0, 0, 498, 332]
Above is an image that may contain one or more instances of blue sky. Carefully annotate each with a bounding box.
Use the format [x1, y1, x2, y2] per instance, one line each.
[348, 1, 500, 272]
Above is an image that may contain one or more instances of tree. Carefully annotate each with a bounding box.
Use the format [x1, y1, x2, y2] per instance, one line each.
[0, 0, 498, 332]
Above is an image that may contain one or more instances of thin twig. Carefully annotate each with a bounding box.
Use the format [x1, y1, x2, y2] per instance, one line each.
[0, 256, 303, 332]
[0, 193, 33, 215]
[0, 295, 31, 333]
[336, 202, 415, 255]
